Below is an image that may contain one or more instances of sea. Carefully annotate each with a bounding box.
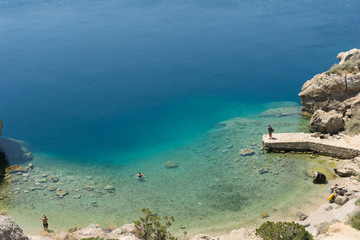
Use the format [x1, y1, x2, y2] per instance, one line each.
[0, 0, 359, 236]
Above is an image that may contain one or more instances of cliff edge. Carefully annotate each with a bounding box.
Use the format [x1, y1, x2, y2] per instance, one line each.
[299, 48, 360, 134]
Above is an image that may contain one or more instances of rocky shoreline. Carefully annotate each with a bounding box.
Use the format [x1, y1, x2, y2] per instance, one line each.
[2, 49, 360, 239]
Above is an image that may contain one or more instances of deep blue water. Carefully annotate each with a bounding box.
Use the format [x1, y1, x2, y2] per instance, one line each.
[1, 0, 360, 161]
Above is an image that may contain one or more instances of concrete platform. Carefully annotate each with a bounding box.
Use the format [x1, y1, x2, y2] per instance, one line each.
[262, 133, 360, 159]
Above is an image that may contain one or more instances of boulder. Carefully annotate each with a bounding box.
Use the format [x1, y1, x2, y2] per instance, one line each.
[334, 195, 349, 205]
[239, 149, 255, 156]
[0, 215, 29, 240]
[337, 48, 360, 64]
[308, 110, 344, 134]
[0, 138, 33, 164]
[6, 164, 33, 174]
[334, 167, 357, 177]
[313, 172, 327, 184]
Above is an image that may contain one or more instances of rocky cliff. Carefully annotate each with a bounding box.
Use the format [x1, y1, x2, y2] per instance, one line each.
[299, 48, 360, 134]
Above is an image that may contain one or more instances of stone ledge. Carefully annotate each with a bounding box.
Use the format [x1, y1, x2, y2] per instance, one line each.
[262, 133, 360, 159]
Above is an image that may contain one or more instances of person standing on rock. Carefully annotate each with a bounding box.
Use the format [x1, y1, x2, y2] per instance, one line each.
[40, 214, 48, 231]
[268, 124, 274, 139]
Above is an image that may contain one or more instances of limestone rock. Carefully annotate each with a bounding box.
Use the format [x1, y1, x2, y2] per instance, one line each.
[165, 161, 179, 169]
[0, 215, 29, 240]
[334, 195, 349, 205]
[239, 149, 255, 156]
[5, 164, 33, 174]
[337, 48, 360, 65]
[334, 167, 356, 177]
[299, 49, 360, 119]
[55, 189, 69, 198]
[308, 110, 344, 134]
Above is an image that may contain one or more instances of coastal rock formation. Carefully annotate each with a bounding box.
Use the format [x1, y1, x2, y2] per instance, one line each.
[299, 48, 360, 134]
[0, 152, 7, 177]
[0, 215, 29, 240]
[308, 110, 344, 134]
[0, 138, 33, 165]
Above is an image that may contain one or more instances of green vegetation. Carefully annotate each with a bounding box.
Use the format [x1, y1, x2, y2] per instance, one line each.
[349, 210, 360, 230]
[134, 208, 177, 240]
[256, 221, 313, 240]
[355, 198, 360, 206]
[345, 112, 360, 136]
[326, 60, 360, 75]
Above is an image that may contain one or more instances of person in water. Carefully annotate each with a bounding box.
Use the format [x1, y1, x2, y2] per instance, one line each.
[135, 172, 146, 180]
[268, 124, 274, 139]
[40, 214, 48, 231]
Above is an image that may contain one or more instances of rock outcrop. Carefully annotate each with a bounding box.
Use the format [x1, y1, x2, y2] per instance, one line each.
[0, 215, 29, 240]
[308, 110, 344, 134]
[299, 48, 360, 134]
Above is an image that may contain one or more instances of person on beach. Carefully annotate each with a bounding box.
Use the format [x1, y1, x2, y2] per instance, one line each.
[40, 214, 48, 231]
[135, 172, 146, 180]
[268, 124, 274, 139]
[329, 184, 339, 194]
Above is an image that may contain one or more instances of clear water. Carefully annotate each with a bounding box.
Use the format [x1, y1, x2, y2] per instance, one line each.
[0, 0, 359, 236]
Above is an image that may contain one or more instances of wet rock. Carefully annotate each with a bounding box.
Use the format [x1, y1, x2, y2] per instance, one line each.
[21, 152, 33, 162]
[49, 176, 59, 182]
[22, 177, 28, 182]
[38, 178, 47, 183]
[258, 168, 269, 174]
[41, 174, 48, 178]
[227, 145, 233, 149]
[55, 189, 69, 198]
[84, 186, 94, 191]
[73, 195, 81, 199]
[105, 186, 115, 193]
[261, 212, 269, 218]
[91, 201, 98, 207]
[239, 149, 255, 156]
[48, 186, 57, 191]
[5, 165, 23, 174]
[165, 161, 179, 169]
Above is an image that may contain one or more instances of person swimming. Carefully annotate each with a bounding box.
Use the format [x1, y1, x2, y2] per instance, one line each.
[135, 172, 146, 180]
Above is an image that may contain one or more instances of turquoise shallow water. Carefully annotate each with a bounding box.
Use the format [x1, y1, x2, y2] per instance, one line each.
[0, 102, 334, 236]
[0, 0, 359, 236]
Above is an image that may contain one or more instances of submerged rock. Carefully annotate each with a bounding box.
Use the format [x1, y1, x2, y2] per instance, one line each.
[165, 161, 179, 169]
[55, 189, 69, 198]
[49, 176, 59, 182]
[105, 186, 115, 193]
[239, 149, 255, 156]
[84, 186, 94, 191]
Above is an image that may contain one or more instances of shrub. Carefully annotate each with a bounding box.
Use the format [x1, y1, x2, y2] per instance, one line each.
[345, 112, 360, 136]
[256, 221, 313, 240]
[134, 208, 177, 240]
[327, 60, 360, 75]
[349, 210, 360, 230]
